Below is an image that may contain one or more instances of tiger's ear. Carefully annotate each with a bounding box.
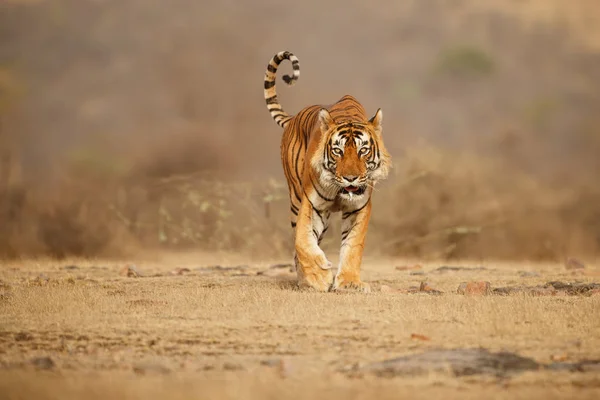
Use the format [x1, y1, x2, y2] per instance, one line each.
[318, 108, 335, 133]
[369, 108, 383, 131]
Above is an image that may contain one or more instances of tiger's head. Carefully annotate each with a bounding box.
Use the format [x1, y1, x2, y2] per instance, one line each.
[313, 108, 391, 200]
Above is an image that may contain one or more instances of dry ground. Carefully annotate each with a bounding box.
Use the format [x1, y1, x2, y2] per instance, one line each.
[1, 252, 599, 399]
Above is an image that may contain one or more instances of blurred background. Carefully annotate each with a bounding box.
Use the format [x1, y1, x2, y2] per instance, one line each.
[1, 0, 599, 261]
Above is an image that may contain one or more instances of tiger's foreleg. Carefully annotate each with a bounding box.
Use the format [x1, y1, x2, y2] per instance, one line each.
[332, 200, 372, 293]
[294, 195, 333, 292]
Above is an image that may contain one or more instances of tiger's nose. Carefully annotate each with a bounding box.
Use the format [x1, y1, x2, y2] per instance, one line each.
[344, 175, 358, 183]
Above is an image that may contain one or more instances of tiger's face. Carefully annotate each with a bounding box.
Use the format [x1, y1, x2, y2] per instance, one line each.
[315, 109, 390, 200]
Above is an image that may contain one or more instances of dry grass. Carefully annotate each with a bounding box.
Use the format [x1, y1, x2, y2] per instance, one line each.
[1, 253, 599, 399]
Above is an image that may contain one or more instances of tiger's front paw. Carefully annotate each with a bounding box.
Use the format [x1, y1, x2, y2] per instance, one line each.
[297, 265, 334, 292]
[332, 273, 371, 293]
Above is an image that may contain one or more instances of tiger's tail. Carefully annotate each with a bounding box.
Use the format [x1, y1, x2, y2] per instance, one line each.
[264, 51, 300, 128]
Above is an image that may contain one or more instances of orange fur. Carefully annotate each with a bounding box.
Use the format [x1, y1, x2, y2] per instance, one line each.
[264, 51, 391, 292]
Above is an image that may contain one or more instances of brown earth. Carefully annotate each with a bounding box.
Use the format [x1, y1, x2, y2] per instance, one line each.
[1, 253, 599, 399]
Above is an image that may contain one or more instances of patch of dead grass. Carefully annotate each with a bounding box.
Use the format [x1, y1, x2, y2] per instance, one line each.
[0, 255, 599, 398]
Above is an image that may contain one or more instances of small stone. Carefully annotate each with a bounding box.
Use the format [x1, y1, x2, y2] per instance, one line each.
[565, 257, 585, 270]
[120, 264, 141, 278]
[31, 356, 55, 370]
[458, 281, 491, 295]
[222, 362, 244, 371]
[170, 267, 191, 276]
[410, 333, 431, 341]
[133, 362, 171, 375]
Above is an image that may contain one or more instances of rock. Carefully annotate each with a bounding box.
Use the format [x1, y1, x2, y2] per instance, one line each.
[410, 333, 431, 341]
[458, 281, 491, 295]
[170, 267, 191, 275]
[31, 356, 56, 370]
[356, 348, 540, 378]
[493, 282, 600, 296]
[565, 257, 585, 270]
[545, 281, 600, 295]
[419, 282, 443, 295]
[120, 264, 141, 277]
[396, 265, 423, 271]
[133, 362, 171, 375]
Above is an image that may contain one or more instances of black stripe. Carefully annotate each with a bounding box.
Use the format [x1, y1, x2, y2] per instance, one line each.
[312, 229, 319, 239]
[310, 175, 335, 202]
[264, 80, 275, 89]
[290, 206, 298, 216]
[342, 200, 370, 219]
[291, 221, 296, 228]
[265, 95, 278, 105]
[302, 188, 325, 218]
[341, 221, 358, 241]
[267, 64, 277, 73]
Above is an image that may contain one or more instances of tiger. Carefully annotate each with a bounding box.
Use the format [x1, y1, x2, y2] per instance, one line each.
[263, 50, 391, 293]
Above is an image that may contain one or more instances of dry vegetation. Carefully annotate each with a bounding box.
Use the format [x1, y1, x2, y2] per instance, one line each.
[1, 0, 600, 261]
[1, 255, 600, 399]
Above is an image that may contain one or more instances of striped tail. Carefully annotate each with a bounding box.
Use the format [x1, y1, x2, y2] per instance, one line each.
[264, 51, 300, 128]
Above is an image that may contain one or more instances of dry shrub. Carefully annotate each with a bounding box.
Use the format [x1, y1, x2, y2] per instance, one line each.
[372, 140, 600, 261]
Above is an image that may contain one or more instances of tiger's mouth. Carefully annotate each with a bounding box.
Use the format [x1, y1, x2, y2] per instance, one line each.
[340, 185, 366, 196]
